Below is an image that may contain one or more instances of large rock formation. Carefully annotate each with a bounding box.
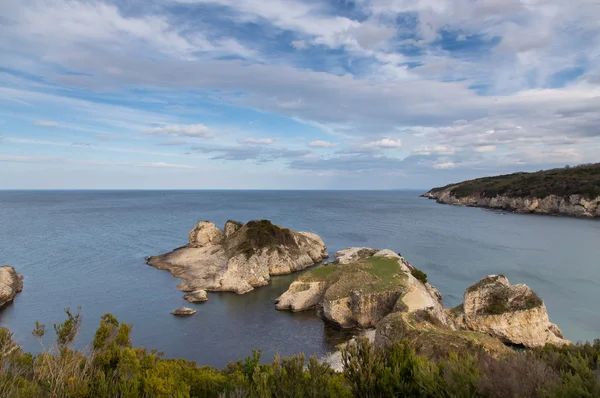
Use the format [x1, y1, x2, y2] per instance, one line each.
[373, 273, 569, 354]
[147, 220, 328, 296]
[423, 189, 600, 218]
[449, 275, 569, 348]
[278, 248, 568, 356]
[276, 248, 447, 329]
[0, 266, 23, 309]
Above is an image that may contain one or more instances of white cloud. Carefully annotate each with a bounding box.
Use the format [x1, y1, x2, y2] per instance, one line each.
[142, 124, 213, 138]
[365, 138, 403, 148]
[308, 140, 339, 148]
[474, 145, 497, 153]
[433, 162, 456, 169]
[138, 162, 196, 169]
[35, 120, 59, 127]
[291, 40, 308, 50]
[0, 155, 63, 163]
[413, 145, 456, 155]
[240, 137, 275, 145]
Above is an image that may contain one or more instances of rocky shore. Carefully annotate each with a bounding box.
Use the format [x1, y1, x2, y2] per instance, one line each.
[422, 188, 600, 218]
[147, 220, 328, 299]
[277, 247, 569, 368]
[0, 266, 23, 309]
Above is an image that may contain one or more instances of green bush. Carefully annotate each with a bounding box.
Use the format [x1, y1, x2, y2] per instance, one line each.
[411, 268, 428, 284]
[1, 311, 600, 397]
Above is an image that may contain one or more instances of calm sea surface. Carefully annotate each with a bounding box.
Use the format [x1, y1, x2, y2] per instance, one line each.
[0, 190, 599, 367]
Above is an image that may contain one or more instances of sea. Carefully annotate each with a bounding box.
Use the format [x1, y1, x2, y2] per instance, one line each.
[0, 190, 599, 368]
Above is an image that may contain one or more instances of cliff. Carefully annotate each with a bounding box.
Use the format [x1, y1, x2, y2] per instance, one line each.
[147, 220, 328, 298]
[0, 266, 23, 309]
[422, 163, 600, 217]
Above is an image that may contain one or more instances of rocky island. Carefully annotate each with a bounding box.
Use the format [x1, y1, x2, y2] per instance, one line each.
[147, 220, 328, 300]
[422, 163, 600, 217]
[277, 248, 568, 363]
[0, 266, 23, 309]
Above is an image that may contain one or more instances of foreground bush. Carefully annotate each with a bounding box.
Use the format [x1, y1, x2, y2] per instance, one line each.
[0, 310, 599, 397]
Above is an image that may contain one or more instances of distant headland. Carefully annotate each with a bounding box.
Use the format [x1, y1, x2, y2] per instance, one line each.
[422, 163, 600, 218]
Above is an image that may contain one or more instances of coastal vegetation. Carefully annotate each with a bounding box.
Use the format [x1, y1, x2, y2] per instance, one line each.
[0, 310, 599, 398]
[428, 163, 600, 199]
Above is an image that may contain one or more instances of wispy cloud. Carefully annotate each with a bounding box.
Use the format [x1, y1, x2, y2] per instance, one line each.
[142, 124, 214, 138]
[239, 137, 276, 145]
[308, 140, 339, 148]
[35, 121, 59, 127]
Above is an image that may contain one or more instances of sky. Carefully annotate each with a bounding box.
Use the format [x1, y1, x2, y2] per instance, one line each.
[0, 0, 599, 189]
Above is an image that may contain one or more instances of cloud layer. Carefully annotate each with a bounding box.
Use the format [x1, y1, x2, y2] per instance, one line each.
[0, 0, 598, 188]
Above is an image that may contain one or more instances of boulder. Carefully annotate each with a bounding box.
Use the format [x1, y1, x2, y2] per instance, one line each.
[0, 266, 23, 309]
[224, 220, 243, 238]
[148, 220, 327, 295]
[188, 221, 224, 248]
[334, 247, 378, 265]
[183, 290, 208, 303]
[171, 307, 197, 316]
[451, 275, 569, 348]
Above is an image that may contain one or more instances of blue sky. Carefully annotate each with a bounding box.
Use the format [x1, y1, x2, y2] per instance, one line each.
[0, 0, 599, 189]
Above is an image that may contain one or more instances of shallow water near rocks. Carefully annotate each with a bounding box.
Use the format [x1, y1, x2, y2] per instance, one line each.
[0, 190, 599, 367]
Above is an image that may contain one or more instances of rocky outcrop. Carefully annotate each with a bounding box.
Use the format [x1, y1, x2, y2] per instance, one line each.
[279, 248, 568, 353]
[422, 189, 600, 218]
[276, 249, 446, 329]
[148, 220, 328, 296]
[374, 273, 569, 354]
[183, 290, 208, 303]
[375, 312, 510, 360]
[0, 266, 23, 309]
[172, 307, 197, 316]
[449, 275, 569, 348]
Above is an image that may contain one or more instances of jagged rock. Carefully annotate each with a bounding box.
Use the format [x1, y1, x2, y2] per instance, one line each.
[276, 248, 446, 329]
[224, 220, 243, 238]
[183, 289, 208, 303]
[188, 221, 224, 248]
[148, 220, 327, 295]
[450, 275, 569, 348]
[334, 247, 378, 264]
[0, 266, 23, 309]
[171, 307, 197, 316]
[275, 281, 328, 312]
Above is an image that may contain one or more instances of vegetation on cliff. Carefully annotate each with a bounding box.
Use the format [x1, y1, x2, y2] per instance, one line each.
[0, 309, 599, 397]
[233, 220, 299, 259]
[428, 163, 600, 199]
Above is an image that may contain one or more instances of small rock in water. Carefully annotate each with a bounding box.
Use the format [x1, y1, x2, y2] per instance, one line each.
[171, 307, 197, 316]
[183, 289, 208, 303]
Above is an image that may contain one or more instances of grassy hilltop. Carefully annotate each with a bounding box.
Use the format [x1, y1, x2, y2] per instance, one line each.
[428, 163, 600, 199]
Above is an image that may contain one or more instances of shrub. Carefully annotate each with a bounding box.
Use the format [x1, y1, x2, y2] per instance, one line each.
[1, 311, 600, 397]
[411, 268, 428, 284]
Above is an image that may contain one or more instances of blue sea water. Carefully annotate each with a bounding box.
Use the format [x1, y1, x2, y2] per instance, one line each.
[0, 190, 599, 367]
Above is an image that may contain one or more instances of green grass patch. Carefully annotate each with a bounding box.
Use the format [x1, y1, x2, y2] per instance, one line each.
[302, 264, 340, 282]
